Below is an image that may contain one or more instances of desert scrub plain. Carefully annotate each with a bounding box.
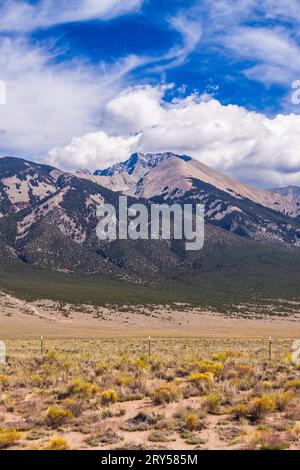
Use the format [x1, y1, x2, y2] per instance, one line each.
[0, 338, 299, 450]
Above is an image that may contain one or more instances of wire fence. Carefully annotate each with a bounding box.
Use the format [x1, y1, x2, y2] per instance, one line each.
[1, 337, 296, 363]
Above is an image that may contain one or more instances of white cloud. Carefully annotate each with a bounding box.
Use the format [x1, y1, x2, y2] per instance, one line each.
[120, 11, 203, 76]
[48, 85, 300, 187]
[104, 86, 164, 133]
[221, 27, 300, 85]
[154, 12, 202, 71]
[196, 0, 300, 87]
[48, 131, 140, 170]
[0, 37, 142, 156]
[0, 0, 143, 32]
[0, 2, 203, 160]
[2, 0, 300, 191]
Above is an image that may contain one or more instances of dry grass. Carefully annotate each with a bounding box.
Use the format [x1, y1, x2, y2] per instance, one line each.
[0, 337, 299, 450]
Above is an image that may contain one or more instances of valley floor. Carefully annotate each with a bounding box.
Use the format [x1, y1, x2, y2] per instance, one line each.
[0, 291, 299, 339]
[0, 292, 299, 451]
[0, 337, 299, 450]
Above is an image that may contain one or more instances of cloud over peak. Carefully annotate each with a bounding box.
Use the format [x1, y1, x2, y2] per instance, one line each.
[48, 85, 300, 188]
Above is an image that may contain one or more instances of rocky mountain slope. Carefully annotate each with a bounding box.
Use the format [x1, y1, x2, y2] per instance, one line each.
[269, 185, 300, 205]
[94, 152, 300, 217]
[94, 152, 300, 246]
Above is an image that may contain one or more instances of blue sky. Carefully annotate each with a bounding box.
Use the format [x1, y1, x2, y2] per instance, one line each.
[1, 0, 300, 187]
[28, 0, 295, 114]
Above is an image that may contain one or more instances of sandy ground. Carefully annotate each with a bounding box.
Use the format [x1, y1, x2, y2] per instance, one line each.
[24, 398, 295, 451]
[0, 291, 299, 339]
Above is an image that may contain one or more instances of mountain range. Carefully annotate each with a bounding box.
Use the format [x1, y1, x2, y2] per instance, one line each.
[0, 152, 300, 312]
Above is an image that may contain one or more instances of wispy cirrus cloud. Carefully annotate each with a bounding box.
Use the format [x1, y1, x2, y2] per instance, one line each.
[0, 37, 143, 156]
[126, 10, 203, 75]
[0, 0, 147, 156]
[0, 0, 143, 33]
[221, 27, 300, 85]
[0, 1, 204, 159]
[159, 12, 203, 70]
[198, 0, 300, 87]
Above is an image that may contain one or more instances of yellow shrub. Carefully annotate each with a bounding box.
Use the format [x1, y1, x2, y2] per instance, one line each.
[261, 381, 273, 390]
[185, 413, 199, 431]
[67, 378, 99, 398]
[251, 430, 290, 451]
[197, 360, 224, 377]
[211, 350, 242, 363]
[135, 356, 151, 370]
[0, 428, 22, 449]
[248, 395, 275, 422]
[115, 376, 134, 386]
[95, 363, 110, 376]
[63, 398, 84, 417]
[272, 391, 294, 411]
[284, 353, 292, 363]
[189, 372, 214, 384]
[61, 360, 72, 371]
[204, 393, 222, 414]
[46, 405, 73, 427]
[31, 374, 42, 387]
[211, 353, 227, 363]
[0, 374, 10, 389]
[46, 350, 60, 362]
[231, 403, 248, 421]
[101, 389, 119, 405]
[293, 424, 300, 435]
[287, 379, 300, 390]
[45, 436, 69, 450]
[151, 384, 182, 405]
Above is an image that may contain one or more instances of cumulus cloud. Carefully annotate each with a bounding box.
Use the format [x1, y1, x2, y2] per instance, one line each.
[0, 0, 143, 32]
[49, 131, 140, 171]
[104, 86, 164, 133]
[48, 85, 300, 187]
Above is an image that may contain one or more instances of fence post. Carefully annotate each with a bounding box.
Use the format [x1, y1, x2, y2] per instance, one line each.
[268, 336, 272, 360]
[74, 339, 78, 372]
[148, 336, 151, 358]
[40, 336, 44, 356]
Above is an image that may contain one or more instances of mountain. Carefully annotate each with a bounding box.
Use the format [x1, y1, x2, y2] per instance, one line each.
[0, 156, 185, 281]
[94, 152, 174, 178]
[269, 186, 300, 204]
[94, 152, 300, 215]
[95, 152, 300, 246]
[0, 156, 63, 215]
[90, 153, 188, 194]
[0, 154, 300, 311]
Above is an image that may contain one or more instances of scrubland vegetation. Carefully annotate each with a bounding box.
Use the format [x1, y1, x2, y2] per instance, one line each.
[0, 338, 299, 450]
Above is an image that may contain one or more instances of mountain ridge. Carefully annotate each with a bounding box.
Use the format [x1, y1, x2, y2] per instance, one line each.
[0, 153, 300, 311]
[94, 152, 300, 218]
